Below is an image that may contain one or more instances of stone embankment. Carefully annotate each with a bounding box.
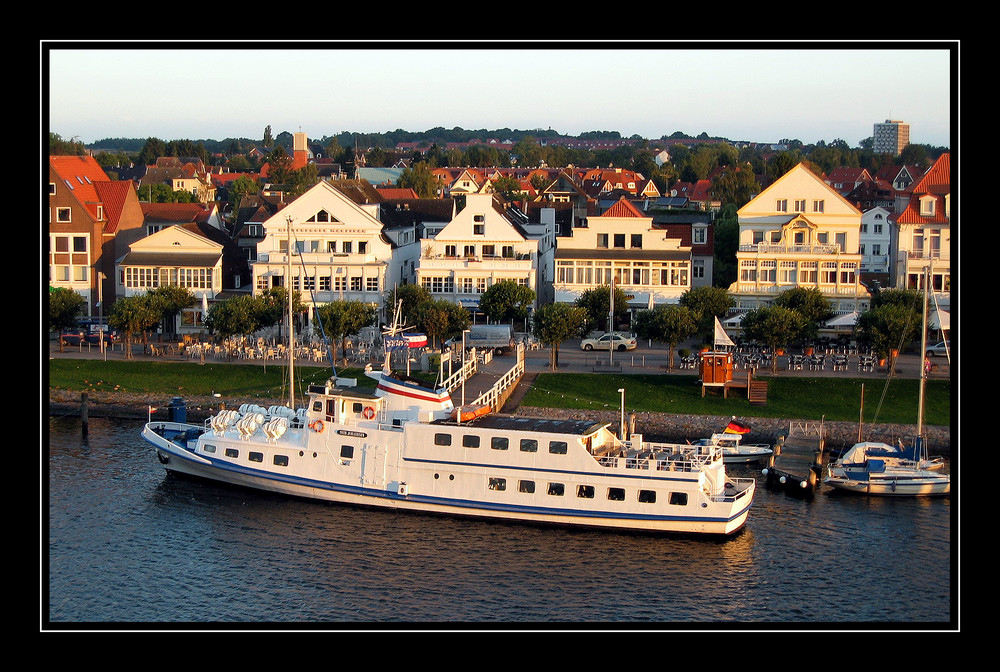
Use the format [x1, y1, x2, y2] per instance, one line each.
[512, 406, 951, 457]
[49, 389, 950, 458]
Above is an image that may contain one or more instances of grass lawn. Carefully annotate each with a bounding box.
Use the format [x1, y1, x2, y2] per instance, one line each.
[521, 373, 951, 426]
[47, 359, 378, 400]
[48, 360, 950, 427]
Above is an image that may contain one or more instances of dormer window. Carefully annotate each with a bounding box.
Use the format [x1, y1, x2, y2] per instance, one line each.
[920, 195, 936, 217]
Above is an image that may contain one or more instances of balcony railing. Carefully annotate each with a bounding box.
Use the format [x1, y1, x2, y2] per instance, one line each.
[739, 243, 845, 255]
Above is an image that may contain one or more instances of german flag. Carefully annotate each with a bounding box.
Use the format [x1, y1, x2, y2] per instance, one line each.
[725, 419, 751, 434]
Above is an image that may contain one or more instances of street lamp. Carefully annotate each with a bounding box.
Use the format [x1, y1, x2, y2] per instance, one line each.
[618, 388, 626, 441]
[461, 328, 471, 408]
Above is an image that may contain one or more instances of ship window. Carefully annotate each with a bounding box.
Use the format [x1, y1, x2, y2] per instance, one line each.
[638, 490, 656, 503]
[488, 477, 506, 491]
[548, 440, 567, 454]
[669, 492, 688, 506]
[249, 452, 263, 463]
[340, 445, 354, 459]
[225, 448, 239, 458]
[312, 401, 323, 412]
[352, 402, 363, 413]
[273, 455, 289, 467]
[434, 433, 452, 446]
[518, 480, 535, 493]
[547, 483, 565, 496]
[203, 444, 216, 453]
[520, 438, 538, 452]
[491, 437, 508, 450]
[607, 487, 625, 501]
[577, 485, 595, 499]
[462, 434, 480, 448]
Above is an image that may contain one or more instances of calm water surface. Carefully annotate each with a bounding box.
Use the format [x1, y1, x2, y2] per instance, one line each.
[45, 416, 955, 628]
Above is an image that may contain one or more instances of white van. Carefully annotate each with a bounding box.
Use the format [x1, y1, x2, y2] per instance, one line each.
[448, 324, 516, 354]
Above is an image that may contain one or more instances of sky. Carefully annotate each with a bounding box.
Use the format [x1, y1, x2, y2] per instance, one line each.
[44, 42, 955, 148]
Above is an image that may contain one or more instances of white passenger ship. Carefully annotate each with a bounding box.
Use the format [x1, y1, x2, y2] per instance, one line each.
[142, 359, 754, 535]
[143, 246, 753, 535]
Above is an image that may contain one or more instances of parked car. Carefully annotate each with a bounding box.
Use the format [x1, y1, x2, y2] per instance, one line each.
[580, 332, 637, 351]
[925, 341, 950, 357]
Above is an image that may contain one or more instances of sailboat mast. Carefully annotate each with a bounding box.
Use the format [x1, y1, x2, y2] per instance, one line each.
[287, 216, 295, 410]
[917, 262, 931, 440]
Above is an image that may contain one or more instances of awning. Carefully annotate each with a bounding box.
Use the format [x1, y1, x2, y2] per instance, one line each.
[929, 309, 950, 330]
[825, 312, 859, 328]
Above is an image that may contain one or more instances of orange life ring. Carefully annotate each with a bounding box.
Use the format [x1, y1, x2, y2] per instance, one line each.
[362, 406, 375, 420]
[309, 420, 325, 433]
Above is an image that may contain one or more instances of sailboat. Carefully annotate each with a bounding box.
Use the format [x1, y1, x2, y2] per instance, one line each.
[823, 266, 950, 496]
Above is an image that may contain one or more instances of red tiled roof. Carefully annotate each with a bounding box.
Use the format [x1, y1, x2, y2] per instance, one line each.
[892, 154, 950, 225]
[93, 181, 133, 234]
[50, 155, 111, 220]
[376, 187, 419, 199]
[141, 202, 213, 224]
[599, 197, 646, 218]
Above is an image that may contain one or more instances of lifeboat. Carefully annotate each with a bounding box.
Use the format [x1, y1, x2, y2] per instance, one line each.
[451, 404, 491, 422]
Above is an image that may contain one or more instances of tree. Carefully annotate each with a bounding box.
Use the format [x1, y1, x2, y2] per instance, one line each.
[137, 137, 167, 166]
[203, 295, 264, 357]
[385, 284, 432, 325]
[740, 306, 806, 373]
[532, 302, 586, 370]
[107, 294, 161, 359]
[575, 285, 628, 333]
[478, 280, 535, 325]
[854, 288, 923, 366]
[632, 304, 699, 371]
[711, 205, 739, 288]
[48, 287, 86, 352]
[774, 287, 834, 343]
[257, 286, 306, 341]
[227, 174, 260, 210]
[397, 162, 438, 198]
[412, 300, 452, 349]
[679, 285, 734, 341]
[265, 146, 293, 184]
[710, 163, 761, 208]
[315, 300, 377, 366]
[147, 286, 196, 341]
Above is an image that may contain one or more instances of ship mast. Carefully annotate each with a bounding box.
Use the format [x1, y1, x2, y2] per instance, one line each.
[917, 262, 930, 442]
[287, 216, 295, 410]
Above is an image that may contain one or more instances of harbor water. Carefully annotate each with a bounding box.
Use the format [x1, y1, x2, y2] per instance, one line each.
[45, 415, 955, 627]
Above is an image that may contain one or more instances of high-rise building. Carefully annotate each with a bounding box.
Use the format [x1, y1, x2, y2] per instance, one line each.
[873, 119, 910, 155]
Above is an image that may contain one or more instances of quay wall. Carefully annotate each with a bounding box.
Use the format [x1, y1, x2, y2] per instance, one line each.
[512, 406, 951, 457]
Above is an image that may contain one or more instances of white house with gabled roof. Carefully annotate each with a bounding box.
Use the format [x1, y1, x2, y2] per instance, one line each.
[415, 193, 538, 315]
[252, 181, 409, 322]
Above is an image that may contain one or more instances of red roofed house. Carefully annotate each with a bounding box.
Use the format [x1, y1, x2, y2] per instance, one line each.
[48, 155, 146, 319]
[889, 153, 951, 309]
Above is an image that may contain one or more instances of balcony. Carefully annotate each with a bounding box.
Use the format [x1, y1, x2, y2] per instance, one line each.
[739, 243, 846, 256]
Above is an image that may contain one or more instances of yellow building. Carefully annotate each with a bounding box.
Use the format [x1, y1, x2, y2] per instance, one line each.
[731, 163, 869, 316]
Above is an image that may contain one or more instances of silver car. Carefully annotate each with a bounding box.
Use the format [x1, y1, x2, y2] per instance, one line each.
[580, 332, 637, 351]
[925, 341, 950, 357]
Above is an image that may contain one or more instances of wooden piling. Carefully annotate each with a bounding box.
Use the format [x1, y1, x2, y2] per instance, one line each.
[81, 391, 89, 437]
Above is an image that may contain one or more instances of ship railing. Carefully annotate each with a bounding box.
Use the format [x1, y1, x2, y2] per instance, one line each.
[706, 477, 755, 503]
[597, 444, 720, 472]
